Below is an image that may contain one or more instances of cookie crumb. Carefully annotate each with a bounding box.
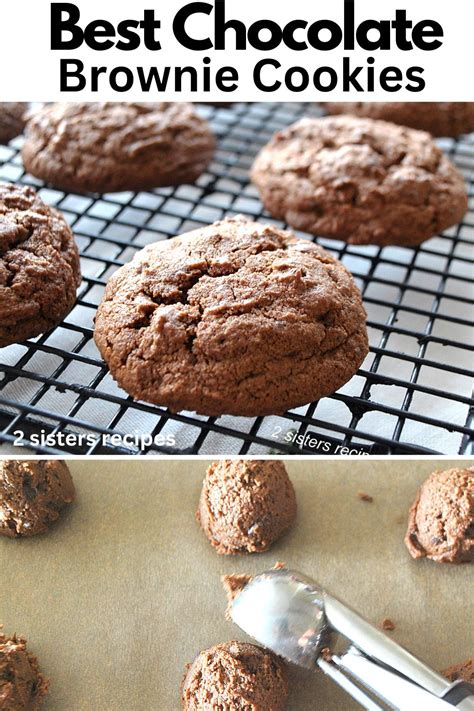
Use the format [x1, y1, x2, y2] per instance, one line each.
[320, 647, 332, 662]
[381, 618, 395, 632]
[357, 491, 373, 503]
[442, 659, 474, 683]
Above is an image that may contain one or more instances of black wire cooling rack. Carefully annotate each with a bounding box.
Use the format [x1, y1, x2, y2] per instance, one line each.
[0, 102, 473, 456]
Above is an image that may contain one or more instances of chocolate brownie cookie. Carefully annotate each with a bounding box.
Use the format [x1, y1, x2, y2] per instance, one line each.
[0, 182, 81, 347]
[322, 102, 474, 138]
[94, 215, 368, 416]
[0, 632, 49, 710]
[251, 116, 468, 247]
[405, 467, 473, 564]
[0, 103, 27, 145]
[181, 641, 288, 710]
[0, 459, 75, 538]
[22, 102, 215, 194]
[197, 460, 297, 555]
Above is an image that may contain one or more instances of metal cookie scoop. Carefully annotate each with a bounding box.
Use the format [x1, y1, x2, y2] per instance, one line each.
[229, 567, 474, 711]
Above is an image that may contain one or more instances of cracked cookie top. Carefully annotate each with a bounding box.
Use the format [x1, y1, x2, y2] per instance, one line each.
[251, 115, 468, 247]
[0, 102, 27, 144]
[21, 102, 216, 194]
[322, 102, 474, 138]
[94, 215, 368, 417]
[0, 182, 81, 347]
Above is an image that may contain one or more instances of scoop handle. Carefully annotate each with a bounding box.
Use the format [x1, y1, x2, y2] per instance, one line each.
[318, 646, 474, 710]
[321, 591, 474, 710]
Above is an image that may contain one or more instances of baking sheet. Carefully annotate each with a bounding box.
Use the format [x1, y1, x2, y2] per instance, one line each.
[0, 459, 473, 710]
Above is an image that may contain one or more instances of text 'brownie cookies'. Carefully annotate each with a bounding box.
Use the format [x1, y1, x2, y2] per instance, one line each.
[0, 632, 49, 710]
[21, 102, 215, 194]
[0, 460, 75, 538]
[0, 103, 27, 145]
[322, 102, 474, 138]
[198, 460, 297, 555]
[0, 182, 81, 348]
[252, 115, 467, 247]
[181, 641, 288, 711]
[405, 467, 473, 564]
[94, 215, 368, 417]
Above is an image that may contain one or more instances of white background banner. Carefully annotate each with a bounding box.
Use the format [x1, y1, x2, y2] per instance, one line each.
[0, 0, 472, 101]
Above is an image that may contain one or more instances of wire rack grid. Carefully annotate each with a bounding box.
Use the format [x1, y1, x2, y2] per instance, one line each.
[0, 102, 473, 456]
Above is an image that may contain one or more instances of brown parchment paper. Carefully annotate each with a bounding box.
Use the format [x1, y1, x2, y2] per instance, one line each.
[0, 459, 473, 710]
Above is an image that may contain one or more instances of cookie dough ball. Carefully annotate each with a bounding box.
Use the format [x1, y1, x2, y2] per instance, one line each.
[443, 659, 474, 683]
[181, 641, 288, 710]
[405, 468, 473, 564]
[251, 116, 467, 248]
[0, 460, 75, 538]
[197, 460, 297, 554]
[0, 182, 81, 347]
[22, 102, 216, 194]
[0, 632, 49, 710]
[322, 102, 474, 138]
[94, 215, 368, 416]
[0, 103, 27, 144]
